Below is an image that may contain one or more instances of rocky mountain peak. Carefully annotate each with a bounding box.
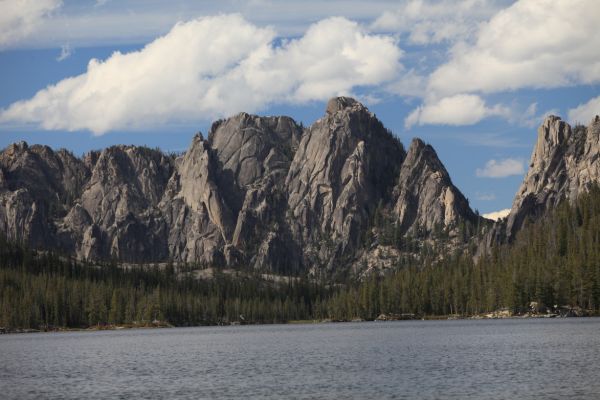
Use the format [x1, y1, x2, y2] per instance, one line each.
[208, 112, 301, 191]
[0, 141, 88, 203]
[405, 138, 433, 157]
[285, 97, 406, 270]
[394, 137, 478, 236]
[503, 113, 600, 240]
[81, 145, 173, 222]
[325, 96, 362, 115]
[4, 141, 28, 157]
[530, 115, 570, 168]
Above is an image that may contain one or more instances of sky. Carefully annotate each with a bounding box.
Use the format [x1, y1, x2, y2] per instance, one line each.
[0, 0, 599, 219]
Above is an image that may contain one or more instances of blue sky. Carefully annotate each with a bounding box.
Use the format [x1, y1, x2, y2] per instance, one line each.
[1, 0, 599, 218]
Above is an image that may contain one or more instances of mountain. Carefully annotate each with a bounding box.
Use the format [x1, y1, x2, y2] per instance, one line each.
[486, 114, 600, 245]
[0, 97, 484, 275]
[394, 138, 479, 237]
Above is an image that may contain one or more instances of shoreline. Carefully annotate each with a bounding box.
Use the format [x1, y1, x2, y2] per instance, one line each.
[2, 312, 598, 335]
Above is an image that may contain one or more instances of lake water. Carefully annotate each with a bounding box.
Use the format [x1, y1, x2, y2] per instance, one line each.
[1, 319, 600, 399]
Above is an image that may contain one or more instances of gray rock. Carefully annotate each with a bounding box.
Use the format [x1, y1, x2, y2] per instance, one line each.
[0, 97, 488, 276]
[505, 115, 600, 239]
[286, 97, 405, 270]
[0, 142, 89, 246]
[159, 134, 231, 265]
[77, 145, 174, 261]
[394, 138, 479, 237]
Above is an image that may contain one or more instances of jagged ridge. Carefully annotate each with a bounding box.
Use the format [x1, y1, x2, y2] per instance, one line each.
[0, 97, 487, 275]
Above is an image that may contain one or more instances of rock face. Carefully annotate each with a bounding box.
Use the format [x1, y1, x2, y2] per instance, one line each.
[0, 142, 89, 247]
[0, 97, 484, 275]
[394, 138, 478, 236]
[286, 97, 405, 270]
[504, 115, 600, 239]
[158, 114, 301, 269]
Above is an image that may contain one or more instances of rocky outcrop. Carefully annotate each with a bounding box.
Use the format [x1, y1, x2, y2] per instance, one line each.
[505, 115, 600, 239]
[158, 114, 303, 269]
[286, 97, 405, 269]
[209, 113, 302, 271]
[0, 142, 89, 247]
[0, 142, 89, 204]
[69, 145, 174, 261]
[158, 134, 234, 265]
[0, 97, 485, 275]
[394, 138, 478, 237]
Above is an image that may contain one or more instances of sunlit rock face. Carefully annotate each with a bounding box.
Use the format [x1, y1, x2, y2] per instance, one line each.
[285, 97, 406, 270]
[393, 138, 477, 237]
[505, 115, 600, 239]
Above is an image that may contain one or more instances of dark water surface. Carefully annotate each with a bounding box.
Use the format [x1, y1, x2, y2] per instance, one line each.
[1, 318, 600, 399]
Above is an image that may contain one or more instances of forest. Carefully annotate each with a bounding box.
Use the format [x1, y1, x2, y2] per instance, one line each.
[1, 186, 600, 330]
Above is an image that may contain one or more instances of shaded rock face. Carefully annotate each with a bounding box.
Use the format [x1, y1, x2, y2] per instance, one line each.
[208, 113, 302, 270]
[505, 115, 600, 239]
[394, 138, 477, 236]
[158, 114, 303, 270]
[0, 142, 89, 247]
[0, 97, 483, 275]
[73, 145, 174, 262]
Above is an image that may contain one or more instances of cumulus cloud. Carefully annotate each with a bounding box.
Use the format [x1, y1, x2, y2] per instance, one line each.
[476, 158, 524, 178]
[0, 0, 62, 49]
[386, 69, 427, 98]
[482, 208, 510, 221]
[428, 0, 600, 97]
[568, 96, 600, 125]
[404, 94, 510, 128]
[0, 14, 401, 135]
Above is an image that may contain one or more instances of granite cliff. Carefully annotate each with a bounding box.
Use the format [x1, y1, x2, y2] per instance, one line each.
[0, 97, 500, 274]
[483, 114, 600, 247]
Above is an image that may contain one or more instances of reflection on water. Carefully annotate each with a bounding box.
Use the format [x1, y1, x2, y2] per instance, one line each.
[1, 318, 600, 399]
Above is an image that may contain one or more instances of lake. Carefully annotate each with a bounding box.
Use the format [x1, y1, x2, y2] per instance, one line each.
[1, 319, 600, 399]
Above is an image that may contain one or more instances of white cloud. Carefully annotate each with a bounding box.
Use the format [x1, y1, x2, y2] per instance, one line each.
[372, 0, 503, 44]
[429, 0, 600, 97]
[482, 208, 510, 220]
[404, 94, 510, 128]
[476, 158, 524, 178]
[385, 69, 427, 98]
[0, 14, 402, 135]
[568, 96, 600, 125]
[0, 0, 62, 49]
[2, 1, 414, 49]
[56, 43, 71, 61]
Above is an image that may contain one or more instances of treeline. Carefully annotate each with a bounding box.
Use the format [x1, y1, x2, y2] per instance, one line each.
[325, 186, 600, 319]
[0, 244, 328, 329]
[2, 187, 600, 330]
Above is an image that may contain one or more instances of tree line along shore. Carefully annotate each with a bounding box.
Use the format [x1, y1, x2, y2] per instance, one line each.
[2, 187, 600, 333]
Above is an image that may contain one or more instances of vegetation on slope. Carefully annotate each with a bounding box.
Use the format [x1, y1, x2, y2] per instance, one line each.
[1, 187, 600, 330]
